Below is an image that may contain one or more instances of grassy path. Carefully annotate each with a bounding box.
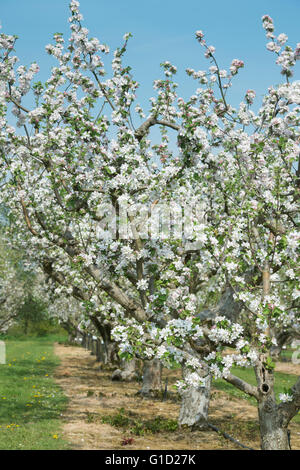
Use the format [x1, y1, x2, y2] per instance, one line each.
[0, 335, 70, 450]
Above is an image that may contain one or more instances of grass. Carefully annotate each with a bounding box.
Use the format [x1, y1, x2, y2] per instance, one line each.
[0, 333, 70, 450]
[280, 348, 297, 361]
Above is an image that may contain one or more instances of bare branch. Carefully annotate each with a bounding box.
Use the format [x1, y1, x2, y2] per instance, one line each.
[134, 115, 179, 141]
[224, 373, 259, 400]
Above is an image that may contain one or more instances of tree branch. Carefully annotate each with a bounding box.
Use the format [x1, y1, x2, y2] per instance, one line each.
[134, 115, 179, 141]
[279, 376, 300, 426]
[224, 373, 259, 400]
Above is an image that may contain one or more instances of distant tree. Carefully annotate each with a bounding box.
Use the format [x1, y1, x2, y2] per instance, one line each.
[16, 293, 47, 335]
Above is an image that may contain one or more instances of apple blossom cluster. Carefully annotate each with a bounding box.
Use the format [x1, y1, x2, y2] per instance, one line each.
[262, 14, 300, 77]
[175, 372, 208, 393]
[207, 316, 244, 344]
[111, 315, 204, 364]
[279, 391, 294, 403]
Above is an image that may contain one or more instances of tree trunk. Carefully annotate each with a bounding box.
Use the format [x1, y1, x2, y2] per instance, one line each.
[255, 355, 290, 450]
[90, 318, 119, 365]
[258, 398, 290, 450]
[95, 339, 104, 362]
[60, 320, 77, 344]
[91, 337, 97, 355]
[104, 340, 119, 365]
[87, 333, 92, 351]
[68, 333, 75, 343]
[178, 368, 211, 429]
[139, 359, 162, 397]
[111, 358, 137, 381]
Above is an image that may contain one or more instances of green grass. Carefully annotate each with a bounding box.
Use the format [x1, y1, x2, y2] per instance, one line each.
[0, 333, 70, 450]
[213, 364, 300, 423]
[280, 348, 295, 360]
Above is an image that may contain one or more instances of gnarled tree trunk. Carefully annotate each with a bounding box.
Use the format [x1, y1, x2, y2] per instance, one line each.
[111, 358, 137, 381]
[255, 355, 291, 450]
[258, 398, 290, 450]
[139, 359, 162, 397]
[178, 367, 211, 429]
[90, 318, 119, 365]
[104, 340, 119, 365]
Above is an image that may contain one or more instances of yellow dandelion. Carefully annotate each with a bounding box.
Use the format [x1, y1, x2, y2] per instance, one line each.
[52, 434, 58, 439]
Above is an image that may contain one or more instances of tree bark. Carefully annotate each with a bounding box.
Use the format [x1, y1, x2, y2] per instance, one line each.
[258, 398, 290, 450]
[90, 319, 119, 365]
[111, 358, 137, 381]
[255, 355, 290, 450]
[178, 368, 211, 429]
[102, 340, 119, 365]
[139, 359, 162, 397]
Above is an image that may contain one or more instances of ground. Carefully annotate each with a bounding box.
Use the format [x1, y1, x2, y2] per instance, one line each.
[53, 342, 300, 450]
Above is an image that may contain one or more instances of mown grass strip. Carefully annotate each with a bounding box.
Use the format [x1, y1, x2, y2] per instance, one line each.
[0, 334, 70, 450]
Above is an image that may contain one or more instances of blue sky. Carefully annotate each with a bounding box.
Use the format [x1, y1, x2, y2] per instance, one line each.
[1, 0, 299, 116]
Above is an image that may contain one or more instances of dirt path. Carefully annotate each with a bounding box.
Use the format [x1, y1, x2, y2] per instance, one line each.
[276, 361, 300, 375]
[53, 343, 300, 450]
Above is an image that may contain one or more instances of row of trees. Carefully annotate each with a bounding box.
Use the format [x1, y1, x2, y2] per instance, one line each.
[0, 227, 68, 335]
[0, 231, 25, 332]
[0, 1, 299, 449]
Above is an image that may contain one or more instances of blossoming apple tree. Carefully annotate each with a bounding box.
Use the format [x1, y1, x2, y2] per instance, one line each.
[0, 1, 299, 449]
